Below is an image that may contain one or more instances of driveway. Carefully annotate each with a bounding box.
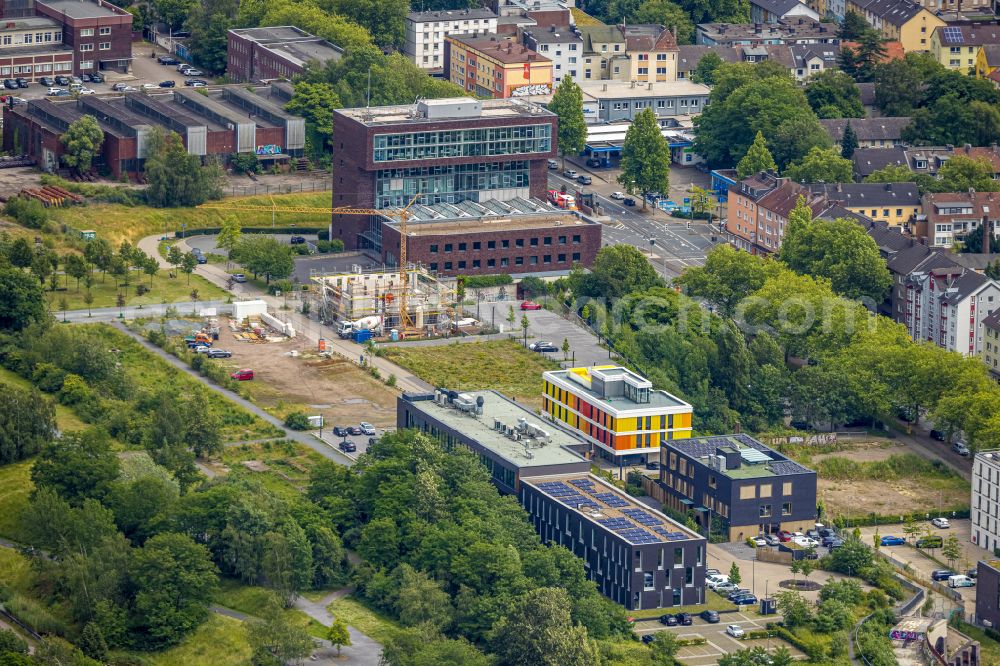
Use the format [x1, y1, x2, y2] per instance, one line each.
[475, 302, 609, 367]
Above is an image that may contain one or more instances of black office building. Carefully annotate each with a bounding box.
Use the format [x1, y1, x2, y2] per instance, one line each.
[654, 434, 818, 542]
[521, 473, 707, 611]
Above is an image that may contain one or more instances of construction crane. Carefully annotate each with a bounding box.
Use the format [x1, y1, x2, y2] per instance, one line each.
[198, 193, 423, 331]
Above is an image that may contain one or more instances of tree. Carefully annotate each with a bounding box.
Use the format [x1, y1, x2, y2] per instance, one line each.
[728, 562, 741, 586]
[841, 121, 859, 159]
[570, 244, 660, 300]
[561, 337, 570, 360]
[785, 147, 854, 184]
[185, 0, 236, 74]
[285, 81, 342, 156]
[736, 131, 778, 178]
[839, 30, 887, 82]
[617, 108, 670, 209]
[506, 304, 516, 330]
[838, 10, 870, 40]
[78, 622, 109, 662]
[216, 216, 242, 261]
[180, 252, 197, 284]
[774, 590, 812, 628]
[691, 50, 725, 85]
[874, 53, 941, 116]
[245, 594, 313, 666]
[0, 267, 46, 331]
[902, 518, 921, 544]
[32, 427, 120, 505]
[8, 237, 33, 269]
[0, 384, 55, 464]
[677, 243, 781, 315]
[131, 532, 218, 648]
[937, 156, 1000, 193]
[232, 236, 294, 284]
[84, 238, 113, 282]
[166, 245, 184, 275]
[83, 290, 94, 317]
[144, 128, 224, 208]
[634, 0, 695, 44]
[327, 617, 351, 656]
[806, 70, 865, 119]
[520, 313, 530, 346]
[155, 0, 194, 30]
[143, 255, 159, 287]
[942, 535, 962, 569]
[549, 76, 587, 168]
[491, 588, 599, 666]
[63, 254, 89, 292]
[183, 395, 221, 458]
[327, 0, 408, 48]
[648, 631, 679, 664]
[59, 115, 104, 175]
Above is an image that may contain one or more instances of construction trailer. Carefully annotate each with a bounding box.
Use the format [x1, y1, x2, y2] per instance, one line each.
[312, 267, 455, 334]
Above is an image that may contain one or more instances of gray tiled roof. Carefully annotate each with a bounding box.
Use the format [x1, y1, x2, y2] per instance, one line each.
[807, 182, 920, 207]
[820, 117, 912, 143]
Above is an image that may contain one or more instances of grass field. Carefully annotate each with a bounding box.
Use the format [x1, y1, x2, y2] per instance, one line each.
[0, 460, 32, 542]
[137, 614, 252, 666]
[0, 367, 85, 432]
[383, 339, 559, 408]
[213, 579, 328, 639]
[327, 596, 402, 645]
[47, 272, 228, 311]
[0, 537, 32, 590]
[629, 591, 737, 619]
[221, 440, 325, 499]
[49, 193, 332, 246]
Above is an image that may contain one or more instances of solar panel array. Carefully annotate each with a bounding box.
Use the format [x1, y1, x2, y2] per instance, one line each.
[534, 478, 695, 545]
[769, 460, 811, 476]
[941, 26, 963, 44]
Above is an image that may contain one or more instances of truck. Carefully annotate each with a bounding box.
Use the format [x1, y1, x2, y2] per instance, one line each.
[948, 575, 975, 588]
[337, 315, 383, 339]
[185, 332, 213, 347]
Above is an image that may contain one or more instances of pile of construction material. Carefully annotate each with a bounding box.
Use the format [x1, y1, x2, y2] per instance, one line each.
[228, 300, 295, 341]
[18, 185, 83, 207]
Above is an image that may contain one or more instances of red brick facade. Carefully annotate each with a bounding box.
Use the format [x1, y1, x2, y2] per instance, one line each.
[35, 0, 132, 74]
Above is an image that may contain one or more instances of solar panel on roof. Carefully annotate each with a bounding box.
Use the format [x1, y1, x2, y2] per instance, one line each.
[941, 26, 963, 43]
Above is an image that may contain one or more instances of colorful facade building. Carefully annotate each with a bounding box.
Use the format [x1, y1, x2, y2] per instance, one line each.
[930, 24, 1000, 72]
[845, 0, 943, 52]
[444, 35, 553, 98]
[542, 365, 692, 466]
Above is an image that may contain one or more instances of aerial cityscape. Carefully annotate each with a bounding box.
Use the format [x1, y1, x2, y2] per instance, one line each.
[0, 0, 999, 664]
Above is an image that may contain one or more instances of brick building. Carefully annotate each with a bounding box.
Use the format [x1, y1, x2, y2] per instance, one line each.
[725, 171, 827, 254]
[444, 35, 553, 98]
[227, 26, 343, 83]
[330, 97, 600, 276]
[34, 0, 131, 75]
[4, 83, 304, 176]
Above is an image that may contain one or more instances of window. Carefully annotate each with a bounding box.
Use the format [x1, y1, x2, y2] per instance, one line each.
[80, 28, 94, 37]
[515, 238, 524, 247]
[472, 241, 481, 250]
[488, 240, 496, 249]
[79, 43, 93, 52]
[444, 243, 453, 252]
[530, 237, 539, 246]
[558, 253, 566, 262]
[515, 257, 524, 266]
[487, 258, 496, 268]
[782, 481, 792, 495]
[782, 502, 792, 516]
[708, 474, 717, 489]
[673, 547, 683, 567]
[99, 26, 111, 35]
[739, 485, 756, 500]
[501, 240, 509, 249]
[572, 234, 581, 243]
[759, 484, 772, 498]
[429, 263, 438, 271]
[572, 252, 581, 261]
[759, 504, 772, 518]
[429, 244, 439, 253]
[472, 259, 480, 268]
[643, 572, 654, 590]
[458, 242, 466, 251]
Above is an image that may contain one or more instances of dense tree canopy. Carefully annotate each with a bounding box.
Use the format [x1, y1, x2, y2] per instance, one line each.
[549, 76, 587, 165]
[617, 108, 671, 206]
[0, 383, 55, 464]
[144, 129, 224, 208]
[232, 236, 295, 284]
[568, 245, 662, 301]
[736, 131, 778, 178]
[784, 147, 855, 184]
[60, 115, 104, 175]
[805, 70, 865, 119]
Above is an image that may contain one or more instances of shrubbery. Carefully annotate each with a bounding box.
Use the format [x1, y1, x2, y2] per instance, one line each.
[284, 411, 311, 430]
[4, 196, 49, 229]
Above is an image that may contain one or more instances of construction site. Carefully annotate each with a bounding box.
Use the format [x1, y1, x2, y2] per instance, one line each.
[311, 266, 458, 338]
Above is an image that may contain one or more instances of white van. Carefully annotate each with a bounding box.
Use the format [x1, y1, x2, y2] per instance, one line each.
[948, 575, 975, 588]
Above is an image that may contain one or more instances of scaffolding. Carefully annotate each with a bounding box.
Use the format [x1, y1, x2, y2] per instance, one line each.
[312, 266, 455, 332]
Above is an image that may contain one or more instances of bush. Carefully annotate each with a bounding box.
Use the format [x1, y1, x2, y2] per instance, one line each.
[230, 152, 260, 174]
[284, 412, 311, 430]
[135, 284, 149, 296]
[386, 373, 397, 388]
[32, 363, 68, 392]
[4, 196, 49, 229]
[58, 373, 90, 405]
[315, 239, 345, 253]
[5, 594, 69, 636]
[463, 274, 513, 289]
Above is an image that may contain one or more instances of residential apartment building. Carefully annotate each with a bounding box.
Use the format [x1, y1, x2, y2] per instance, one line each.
[650, 434, 818, 542]
[755, 42, 841, 79]
[577, 24, 679, 82]
[541, 365, 693, 466]
[931, 24, 1000, 71]
[226, 27, 343, 83]
[918, 191, 1000, 247]
[819, 117, 912, 149]
[522, 26, 583, 83]
[396, 390, 591, 495]
[578, 24, 626, 80]
[972, 451, 1000, 553]
[851, 144, 1000, 180]
[808, 182, 921, 227]
[445, 35, 553, 98]
[578, 79, 711, 122]
[845, 0, 944, 52]
[904, 266, 1000, 355]
[748, 0, 820, 23]
[982, 310, 1000, 376]
[725, 171, 827, 254]
[696, 19, 840, 46]
[404, 8, 498, 72]
[676, 45, 740, 79]
[522, 473, 707, 610]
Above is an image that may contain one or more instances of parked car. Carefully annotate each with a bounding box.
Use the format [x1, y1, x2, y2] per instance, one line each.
[645, 460, 659, 470]
[196, 254, 207, 264]
[120, 85, 139, 92]
[3, 79, 17, 89]
[347, 425, 363, 436]
[880, 535, 906, 546]
[952, 442, 970, 456]
[231, 273, 246, 282]
[577, 175, 592, 185]
[701, 610, 720, 624]
[623, 198, 636, 206]
[158, 55, 179, 65]
[674, 612, 692, 626]
[706, 575, 729, 590]
[46, 88, 69, 96]
[368, 437, 379, 446]
[77, 87, 96, 95]
[726, 624, 745, 638]
[185, 79, 208, 87]
[112, 82, 128, 91]
[192, 345, 211, 354]
[640, 634, 654, 644]
[611, 191, 625, 200]
[750, 536, 768, 547]
[38, 76, 54, 86]
[183, 69, 204, 77]
[54, 75, 69, 85]
[948, 575, 975, 588]
[586, 157, 602, 167]
[931, 569, 956, 582]
[705, 569, 721, 577]
[931, 517, 951, 529]
[159, 80, 176, 88]
[821, 534, 840, 547]
[520, 300, 542, 310]
[360, 422, 376, 436]
[805, 529, 820, 540]
[792, 536, 819, 548]
[930, 429, 946, 441]
[777, 530, 793, 542]
[69, 76, 82, 85]
[562, 169, 578, 179]
[917, 536, 943, 549]
[547, 159, 558, 170]
[338, 440, 356, 453]
[207, 349, 232, 358]
[732, 594, 758, 606]
[714, 582, 738, 594]
[89, 72, 104, 83]
[529, 341, 558, 352]
[818, 527, 837, 539]
[658, 614, 678, 626]
[826, 538, 845, 550]
[763, 534, 780, 547]
[332, 426, 347, 437]
[967, 568, 979, 578]
[177, 63, 194, 72]
[290, 235, 306, 244]
[727, 589, 751, 601]
[230, 368, 254, 381]
[5, 96, 25, 106]
[15, 78, 28, 88]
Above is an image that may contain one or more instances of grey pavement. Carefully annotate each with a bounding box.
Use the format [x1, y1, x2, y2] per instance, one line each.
[60, 300, 230, 323]
[292, 588, 383, 666]
[110, 322, 355, 467]
[473, 302, 611, 367]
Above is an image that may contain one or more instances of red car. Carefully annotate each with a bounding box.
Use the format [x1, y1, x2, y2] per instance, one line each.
[230, 368, 254, 381]
[520, 300, 542, 310]
[777, 530, 793, 542]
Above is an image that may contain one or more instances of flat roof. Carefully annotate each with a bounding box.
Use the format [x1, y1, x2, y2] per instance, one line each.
[523, 473, 704, 545]
[666, 433, 814, 479]
[400, 212, 596, 236]
[261, 38, 343, 68]
[0, 17, 61, 29]
[544, 366, 692, 414]
[230, 26, 311, 43]
[37, 0, 122, 19]
[405, 390, 589, 468]
[408, 8, 497, 21]
[335, 97, 554, 127]
[579, 80, 711, 100]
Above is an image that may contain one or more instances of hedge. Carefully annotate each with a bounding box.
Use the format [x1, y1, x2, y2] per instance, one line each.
[178, 226, 328, 238]
[676, 637, 707, 647]
[462, 274, 514, 289]
[832, 508, 970, 529]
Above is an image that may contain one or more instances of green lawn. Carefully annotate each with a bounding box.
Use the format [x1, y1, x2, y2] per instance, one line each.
[213, 579, 327, 638]
[0, 543, 33, 592]
[0, 460, 33, 542]
[0, 367, 85, 432]
[383, 339, 559, 409]
[628, 591, 737, 619]
[135, 614, 252, 666]
[47, 272, 228, 311]
[221, 441, 325, 499]
[49, 193, 332, 247]
[327, 596, 403, 644]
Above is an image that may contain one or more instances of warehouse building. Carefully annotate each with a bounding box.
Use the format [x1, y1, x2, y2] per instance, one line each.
[227, 26, 344, 83]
